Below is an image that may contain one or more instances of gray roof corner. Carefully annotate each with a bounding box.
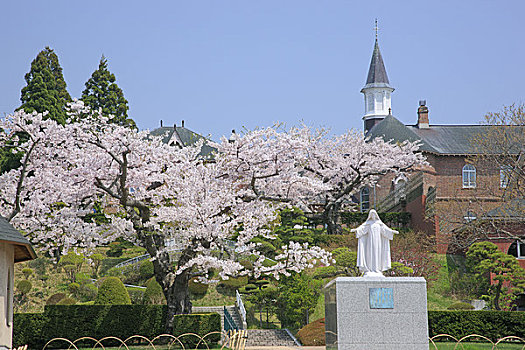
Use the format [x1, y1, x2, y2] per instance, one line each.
[484, 198, 525, 220]
[364, 40, 391, 87]
[0, 217, 37, 263]
[408, 125, 492, 155]
[366, 114, 435, 152]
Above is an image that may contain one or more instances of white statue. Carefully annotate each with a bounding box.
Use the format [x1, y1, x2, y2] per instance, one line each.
[351, 209, 399, 277]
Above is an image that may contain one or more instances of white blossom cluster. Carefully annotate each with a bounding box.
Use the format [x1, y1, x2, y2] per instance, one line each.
[0, 104, 425, 279]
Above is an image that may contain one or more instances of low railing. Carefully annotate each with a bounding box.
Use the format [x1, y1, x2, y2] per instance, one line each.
[223, 306, 239, 332]
[235, 290, 247, 328]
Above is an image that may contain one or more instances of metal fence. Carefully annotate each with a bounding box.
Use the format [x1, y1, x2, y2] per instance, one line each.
[37, 331, 247, 350]
[235, 290, 246, 328]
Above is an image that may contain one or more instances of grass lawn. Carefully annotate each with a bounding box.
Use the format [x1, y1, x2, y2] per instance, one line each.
[430, 342, 525, 349]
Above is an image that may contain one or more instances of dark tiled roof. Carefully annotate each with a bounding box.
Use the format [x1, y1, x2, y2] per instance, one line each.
[484, 199, 525, 219]
[366, 115, 495, 155]
[150, 126, 216, 157]
[0, 217, 36, 262]
[365, 40, 390, 86]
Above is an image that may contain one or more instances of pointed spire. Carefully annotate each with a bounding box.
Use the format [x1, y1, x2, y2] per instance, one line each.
[365, 39, 390, 85]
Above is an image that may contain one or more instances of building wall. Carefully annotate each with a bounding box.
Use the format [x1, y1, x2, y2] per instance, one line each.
[0, 242, 14, 350]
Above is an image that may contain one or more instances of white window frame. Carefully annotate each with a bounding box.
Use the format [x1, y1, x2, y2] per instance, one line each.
[360, 187, 370, 213]
[509, 240, 525, 259]
[500, 166, 512, 188]
[463, 210, 477, 223]
[462, 164, 476, 188]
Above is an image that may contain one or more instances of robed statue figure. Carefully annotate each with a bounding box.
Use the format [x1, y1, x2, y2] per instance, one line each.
[351, 209, 399, 277]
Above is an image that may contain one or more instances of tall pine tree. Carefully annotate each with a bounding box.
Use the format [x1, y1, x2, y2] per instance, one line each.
[18, 47, 72, 124]
[81, 55, 135, 128]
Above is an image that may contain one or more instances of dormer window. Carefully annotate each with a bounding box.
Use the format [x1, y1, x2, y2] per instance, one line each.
[462, 164, 476, 188]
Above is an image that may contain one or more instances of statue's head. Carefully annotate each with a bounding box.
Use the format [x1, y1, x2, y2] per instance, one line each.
[367, 209, 380, 222]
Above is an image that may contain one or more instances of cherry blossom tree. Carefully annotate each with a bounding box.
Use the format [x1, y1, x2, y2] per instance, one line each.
[0, 103, 425, 331]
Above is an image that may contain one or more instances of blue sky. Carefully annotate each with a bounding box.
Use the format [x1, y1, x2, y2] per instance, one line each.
[1, 1, 524, 140]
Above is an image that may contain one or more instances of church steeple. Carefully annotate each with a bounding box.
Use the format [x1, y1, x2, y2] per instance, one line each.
[361, 21, 394, 133]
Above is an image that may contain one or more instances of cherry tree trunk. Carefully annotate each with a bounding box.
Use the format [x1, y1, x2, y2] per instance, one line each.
[323, 202, 342, 235]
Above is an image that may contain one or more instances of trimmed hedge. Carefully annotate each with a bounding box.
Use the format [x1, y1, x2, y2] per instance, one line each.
[13, 305, 220, 349]
[428, 311, 525, 341]
[296, 318, 325, 346]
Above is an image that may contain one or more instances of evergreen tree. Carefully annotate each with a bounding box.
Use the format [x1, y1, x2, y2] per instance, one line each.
[18, 47, 72, 124]
[81, 55, 135, 128]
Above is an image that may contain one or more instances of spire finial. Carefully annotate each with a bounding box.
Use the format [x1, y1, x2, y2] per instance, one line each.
[375, 18, 378, 41]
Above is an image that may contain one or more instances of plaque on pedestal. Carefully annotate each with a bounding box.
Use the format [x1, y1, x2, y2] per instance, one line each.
[324, 277, 429, 350]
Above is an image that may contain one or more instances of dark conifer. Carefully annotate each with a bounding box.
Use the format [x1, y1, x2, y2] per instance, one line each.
[18, 47, 72, 124]
[81, 55, 135, 128]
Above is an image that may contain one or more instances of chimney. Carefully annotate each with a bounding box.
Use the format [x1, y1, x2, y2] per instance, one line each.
[160, 120, 163, 127]
[417, 100, 429, 128]
[181, 120, 185, 128]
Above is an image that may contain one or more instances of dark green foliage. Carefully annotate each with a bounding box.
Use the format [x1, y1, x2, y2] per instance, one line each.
[127, 287, 145, 304]
[13, 306, 219, 349]
[57, 297, 77, 305]
[94, 277, 131, 305]
[81, 55, 135, 128]
[428, 311, 525, 340]
[188, 278, 209, 296]
[28, 257, 48, 276]
[99, 257, 128, 275]
[466, 242, 525, 310]
[332, 247, 359, 276]
[18, 47, 72, 124]
[106, 241, 124, 257]
[89, 253, 104, 277]
[172, 313, 221, 347]
[276, 273, 322, 329]
[447, 302, 475, 310]
[139, 260, 154, 280]
[68, 282, 80, 295]
[21, 268, 33, 279]
[16, 280, 32, 295]
[339, 211, 411, 228]
[46, 293, 66, 305]
[312, 266, 338, 279]
[143, 278, 166, 305]
[218, 276, 248, 290]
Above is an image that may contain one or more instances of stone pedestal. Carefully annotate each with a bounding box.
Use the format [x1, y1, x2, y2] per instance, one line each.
[324, 277, 428, 350]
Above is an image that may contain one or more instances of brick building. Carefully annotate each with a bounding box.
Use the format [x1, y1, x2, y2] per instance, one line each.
[358, 37, 524, 262]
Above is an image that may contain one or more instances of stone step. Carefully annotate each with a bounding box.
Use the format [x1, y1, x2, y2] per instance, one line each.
[244, 329, 298, 347]
[193, 305, 244, 330]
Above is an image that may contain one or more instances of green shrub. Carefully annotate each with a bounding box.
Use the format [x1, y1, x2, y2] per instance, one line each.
[172, 313, 221, 347]
[77, 284, 98, 302]
[218, 276, 248, 290]
[428, 310, 525, 340]
[57, 297, 77, 305]
[13, 306, 219, 349]
[46, 293, 66, 305]
[94, 277, 131, 305]
[139, 260, 154, 280]
[22, 267, 34, 279]
[127, 287, 145, 304]
[68, 282, 80, 295]
[312, 266, 338, 279]
[16, 280, 32, 295]
[188, 278, 209, 295]
[297, 318, 325, 346]
[447, 302, 475, 310]
[143, 278, 166, 305]
[106, 242, 124, 257]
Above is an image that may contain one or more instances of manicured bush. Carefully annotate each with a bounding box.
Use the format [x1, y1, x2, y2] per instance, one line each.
[428, 311, 525, 340]
[139, 260, 154, 280]
[312, 266, 338, 279]
[143, 278, 166, 305]
[447, 302, 475, 310]
[57, 297, 77, 305]
[127, 287, 145, 304]
[218, 276, 248, 290]
[16, 280, 32, 295]
[13, 306, 219, 349]
[106, 241, 124, 257]
[22, 267, 34, 279]
[297, 318, 326, 346]
[172, 313, 221, 347]
[188, 277, 209, 295]
[46, 293, 66, 305]
[94, 277, 131, 305]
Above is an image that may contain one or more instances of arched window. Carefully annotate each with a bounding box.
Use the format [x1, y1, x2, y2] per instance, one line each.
[360, 187, 370, 213]
[508, 240, 525, 259]
[462, 164, 476, 188]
